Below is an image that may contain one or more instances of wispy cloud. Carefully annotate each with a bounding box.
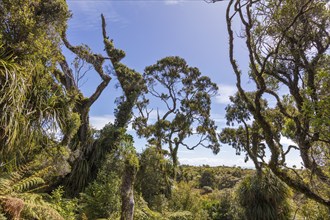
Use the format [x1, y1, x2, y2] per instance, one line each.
[179, 156, 254, 167]
[90, 115, 115, 130]
[67, 1, 126, 31]
[164, 0, 182, 5]
[215, 84, 237, 105]
[211, 113, 227, 124]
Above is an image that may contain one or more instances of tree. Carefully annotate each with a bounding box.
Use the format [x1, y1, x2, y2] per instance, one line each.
[133, 56, 219, 177]
[223, 0, 330, 206]
[60, 14, 145, 195]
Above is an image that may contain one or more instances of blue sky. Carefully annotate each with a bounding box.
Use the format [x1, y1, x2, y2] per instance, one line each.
[65, 0, 301, 167]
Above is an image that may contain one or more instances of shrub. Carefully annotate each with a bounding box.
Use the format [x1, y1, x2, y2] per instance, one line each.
[79, 170, 121, 219]
[199, 170, 215, 188]
[236, 169, 292, 220]
[168, 182, 208, 220]
[50, 186, 78, 220]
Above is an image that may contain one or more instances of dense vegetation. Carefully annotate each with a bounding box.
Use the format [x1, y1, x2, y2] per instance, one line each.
[0, 0, 329, 219]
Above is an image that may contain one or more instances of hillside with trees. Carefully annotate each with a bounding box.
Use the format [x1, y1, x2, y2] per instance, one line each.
[0, 0, 329, 219]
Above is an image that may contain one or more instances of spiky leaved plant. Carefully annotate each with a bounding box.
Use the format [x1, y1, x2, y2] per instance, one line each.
[236, 169, 292, 220]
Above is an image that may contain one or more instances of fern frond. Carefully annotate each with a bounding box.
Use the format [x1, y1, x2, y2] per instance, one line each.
[12, 177, 45, 193]
[0, 163, 50, 195]
[0, 177, 13, 195]
[31, 166, 52, 178]
[19, 193, 64, 220]
[0, 171, 21, 195]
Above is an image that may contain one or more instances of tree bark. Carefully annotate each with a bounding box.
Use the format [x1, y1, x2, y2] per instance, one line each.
[121, 161, 137, 220]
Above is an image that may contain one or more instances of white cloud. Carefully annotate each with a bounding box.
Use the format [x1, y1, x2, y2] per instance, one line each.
[90, 115, 115, 130]
[164, 0, 181, 5]
[148, 109, 167, 120]
[211, 113, 227, 124]
[179, 156, 254, 167]
[178, 149, 195, 154]
[280, 136, 296, 146]
[215, 84, 237, 105]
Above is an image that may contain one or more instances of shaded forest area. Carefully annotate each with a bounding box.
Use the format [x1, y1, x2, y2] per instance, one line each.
[0, 0, 329, 219]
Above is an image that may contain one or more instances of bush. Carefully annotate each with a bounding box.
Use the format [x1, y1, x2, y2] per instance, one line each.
[295, 198, 330, 220]
[136, 147, 173, 211]
[203, 190, 240, 220]
[167, 211, 193, 220]
[50, 186, 78, 220]
[168, 182, 208, 220]
[79, 170, 121, 219]
[236, 169, 292, 220]
[199, 170, 215, 188]
[134, 196, 163, 220]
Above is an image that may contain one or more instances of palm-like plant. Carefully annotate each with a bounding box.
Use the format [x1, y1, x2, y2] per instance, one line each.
[0, 45, 29, 168]
[236, 169, 292, 220]
[0, 44, 74, 171]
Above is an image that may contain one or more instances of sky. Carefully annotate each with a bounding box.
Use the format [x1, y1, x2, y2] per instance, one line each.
[64, 0, 302, 168]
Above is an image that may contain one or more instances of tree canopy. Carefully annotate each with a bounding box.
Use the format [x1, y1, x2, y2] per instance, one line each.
[133, 56, 219, 176]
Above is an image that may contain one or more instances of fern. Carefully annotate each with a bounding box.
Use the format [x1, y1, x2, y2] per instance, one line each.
[12, 177, 45, 193]
[0, 165, 66, 220]
[0, 166, 48, 195]
[20, 193, 64, 220]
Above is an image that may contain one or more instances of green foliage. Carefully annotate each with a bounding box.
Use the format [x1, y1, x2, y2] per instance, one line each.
[0, 164, 65, 219]
[50, 187, 78, 220]
[236, 170, 292, 220]
[0, 3, 74, 169]
[166, 211, 193, 220]
[134, 196, 163, 220]
[199, 170, 215, 188]
[168, 182, 208, 220]
[19, 193, 64, 220]
[0, 0, 70, 63]
[1, 0, 329, 219]
[79, 162, 121, 219]
[0, 1, 72, 167]
[136, 147, 173, 211]
[296, 198, 330, 220]
[204, 201, 228, 220]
